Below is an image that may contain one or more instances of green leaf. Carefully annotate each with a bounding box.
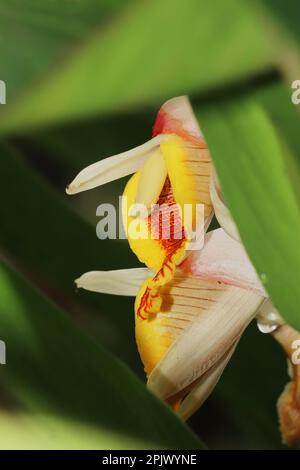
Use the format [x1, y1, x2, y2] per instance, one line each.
[0, 142, 141, 368]
[0, 0, 129, 98]
[28, 112, 152, 171]
[259, 0, 300, 44]
[255, 81, 300, 207]
[257, 0, 300, 82]
[255, 81, 300, 166]
[0, 0, 273, 135]
[0, 259, 202, 449]
[198, 96, 300, 330]
[0, 410, 155, 450]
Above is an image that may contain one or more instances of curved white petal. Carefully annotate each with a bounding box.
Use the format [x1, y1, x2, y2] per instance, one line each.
[210, 169, 241, 241]
[75, 268, 151, 296]
[147, 282, 263, 400]
[178, 338, 238, 420]
[181, 228, 267, 297]
[66, 134, 172, 195]
[134, 148, 168, 210]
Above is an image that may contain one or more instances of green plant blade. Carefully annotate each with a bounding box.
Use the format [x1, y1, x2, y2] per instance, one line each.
[0, 0, 129, 99]
[0, 143, 142, 367]
[260, 0, 300, 44]
[0, 410, 159, 450]
[0, 0, 273, 135]
[255, 81, 300, 167]
[198, 98, 300, 330]
[0, 259, 202, 449]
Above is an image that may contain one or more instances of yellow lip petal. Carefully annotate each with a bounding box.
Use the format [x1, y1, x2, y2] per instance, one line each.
[123, 137, 213, 321]
[135, 265, 263, 383]
[160, 138, 212, 236]
[136, 274, 225, 377]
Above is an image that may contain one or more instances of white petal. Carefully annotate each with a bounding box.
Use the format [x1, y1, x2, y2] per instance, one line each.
[210, 169, 241, 241]
[147, 285, 263, 400]
[155, 96, 205, 144]
[134, 147, 168, 210]
[66, 134, 172, 195]
[181, 228, 267, 297]
[75, 268, 151, 296]
[178, 338, 238, 420]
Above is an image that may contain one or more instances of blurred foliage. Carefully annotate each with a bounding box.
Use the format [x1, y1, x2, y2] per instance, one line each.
[0, 0, 274, 134]
[199, 98, 300, 330]
[0, 0, 299, 449]
[0, 258, 201, 450]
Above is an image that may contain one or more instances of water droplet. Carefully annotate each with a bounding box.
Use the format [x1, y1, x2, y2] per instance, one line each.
[260, 273, 268, 284]
[257, 310, 280, 334]
[257, 319, 278, 334]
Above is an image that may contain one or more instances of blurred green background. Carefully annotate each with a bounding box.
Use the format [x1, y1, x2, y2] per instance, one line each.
[0, 0, 299, 449]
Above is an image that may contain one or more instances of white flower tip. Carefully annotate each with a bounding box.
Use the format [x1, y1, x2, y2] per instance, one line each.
[65, 184, 75, 195]
[66, 177, 87, 195]
[156, 96, 205, 144]
[74, 276, 83, 289]
[74, 268, 151, 296]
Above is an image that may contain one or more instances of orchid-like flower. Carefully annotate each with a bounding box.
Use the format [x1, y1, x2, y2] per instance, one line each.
[67, 97, 300, 446]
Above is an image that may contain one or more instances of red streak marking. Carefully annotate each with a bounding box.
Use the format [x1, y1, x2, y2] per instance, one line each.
[136, 178, 186, 320]
[137, 287, 151, 320]
[163, 292, 216, 301]
[152, 109, 206, 148]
